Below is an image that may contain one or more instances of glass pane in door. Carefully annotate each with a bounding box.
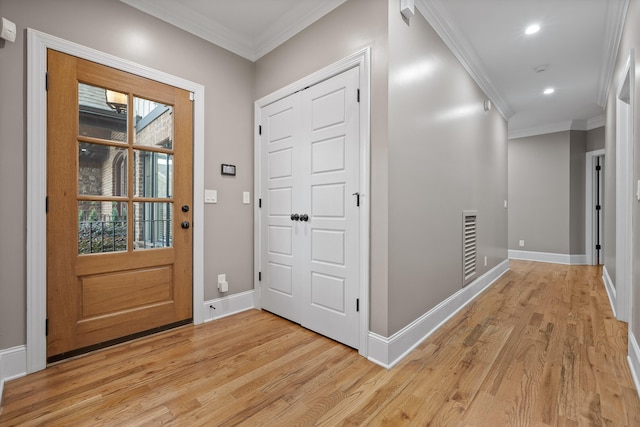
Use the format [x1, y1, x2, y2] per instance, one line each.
[133, 97, 173, 149]
[78, 143, 128, 197]
[78, 83, 127, 142]
[133, 202, 172, 249]
[133, 150, 173, 198]
[78, 201, 128, 254]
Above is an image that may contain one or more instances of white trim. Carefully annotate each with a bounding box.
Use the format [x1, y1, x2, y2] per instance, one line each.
[26, 29, 205, 374]
[508, 120, 573, 140]
[628, 331, 640, 399]
[596, 0, 630, 107]
[254, 48, 371, 358]
[508, 250, 587, 265]
[203, 291, 256, 322]
[508, 117, 606, 140]
[588, 114, 606, 130]
[367, 259, 510, 369]
[602, 265, 618, 318]
[0, 346, 27, 405]
[416, 0, 513, 120]
[585, 149, 606, 265]
[615, 50, 634, 322]
[120, 0, 348, 62]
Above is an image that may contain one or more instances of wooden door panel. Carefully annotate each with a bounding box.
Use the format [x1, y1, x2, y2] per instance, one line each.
[47, 49, 193, 360]
[80, 266, 173, 317]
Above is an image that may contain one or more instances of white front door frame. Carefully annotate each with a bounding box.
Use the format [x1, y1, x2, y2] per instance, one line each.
[253, 48, 371, 357]
[26, 29, 206, 373]
[614, 50, 634, 322]
[585, 149, 605, 266]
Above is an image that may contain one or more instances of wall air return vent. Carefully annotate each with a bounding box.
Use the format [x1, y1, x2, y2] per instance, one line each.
[462, 210, 478, 286]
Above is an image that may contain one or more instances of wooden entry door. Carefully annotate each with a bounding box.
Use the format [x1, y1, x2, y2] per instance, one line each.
[260, 67, 360, 348]
[46, 50, 193, 361]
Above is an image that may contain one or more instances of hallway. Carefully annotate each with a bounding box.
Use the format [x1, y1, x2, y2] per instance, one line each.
[1, 260, 638, 425]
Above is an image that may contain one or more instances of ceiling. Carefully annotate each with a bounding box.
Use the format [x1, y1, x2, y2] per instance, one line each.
[122, 0, 628, 138]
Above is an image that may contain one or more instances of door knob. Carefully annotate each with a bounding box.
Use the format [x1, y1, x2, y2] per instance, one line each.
[181, 221, 190, 229]
[300, 214, 309, 222]
[181, 205, 190, 212]
[291, 213, 300, 221]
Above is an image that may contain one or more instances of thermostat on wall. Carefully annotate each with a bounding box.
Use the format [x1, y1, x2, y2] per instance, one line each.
[221, 164, 236, 176]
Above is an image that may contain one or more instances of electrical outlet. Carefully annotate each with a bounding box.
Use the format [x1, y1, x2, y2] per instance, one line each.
[217, 274, 228, 292]
[519, 240, 525, 247]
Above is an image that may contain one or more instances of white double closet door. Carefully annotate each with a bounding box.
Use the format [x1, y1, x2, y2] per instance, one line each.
[259, 67, 360, 348]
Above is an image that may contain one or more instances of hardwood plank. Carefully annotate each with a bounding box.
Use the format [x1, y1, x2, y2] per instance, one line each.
[1, 261, 639, 426]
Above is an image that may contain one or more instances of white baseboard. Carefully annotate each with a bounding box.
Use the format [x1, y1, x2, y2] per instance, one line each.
[367, 259, 510, 369]
[628, 331, 640, 399]
[602, 265, 618, 318]
[203, 290, 256, 322]
[0, 345, 27, 405]
[508, 250, 587, 265]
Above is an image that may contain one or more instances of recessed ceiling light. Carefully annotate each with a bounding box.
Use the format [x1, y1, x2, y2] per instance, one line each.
[525, 24, 540, 35]
[543, 88, 555, 95]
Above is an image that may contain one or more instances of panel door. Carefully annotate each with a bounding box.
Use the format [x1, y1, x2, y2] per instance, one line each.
[46, 50, 193, 361]
[259, 67, 360, 348]
[300, 67, 360, 348]
[260, 92, 303, 322]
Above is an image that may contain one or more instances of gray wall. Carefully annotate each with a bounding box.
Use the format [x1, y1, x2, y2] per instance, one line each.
[570, 131, 587, 255]
[587, 126, 605, 152]
[386, 6, 508, 335]
[508, 132, 571, 254]
[508, 130, 589, 256]
[0, 0, 256, 350]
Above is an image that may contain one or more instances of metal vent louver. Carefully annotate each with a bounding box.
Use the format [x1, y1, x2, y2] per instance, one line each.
[463, 211, 478, 286]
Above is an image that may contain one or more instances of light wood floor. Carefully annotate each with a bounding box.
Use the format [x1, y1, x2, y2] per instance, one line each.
[1, 260, 639, 426]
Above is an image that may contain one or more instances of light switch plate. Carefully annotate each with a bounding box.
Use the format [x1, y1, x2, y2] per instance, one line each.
[243, 191, 250, 204]
[205, 189, 217, 204]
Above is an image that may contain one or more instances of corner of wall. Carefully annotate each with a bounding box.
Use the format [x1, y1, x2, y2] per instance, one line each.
[367, 259, 509, 368]
[0, 345, 27, 405]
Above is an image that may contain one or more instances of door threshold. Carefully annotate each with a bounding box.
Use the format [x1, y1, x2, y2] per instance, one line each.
[47, 318, 193, 365]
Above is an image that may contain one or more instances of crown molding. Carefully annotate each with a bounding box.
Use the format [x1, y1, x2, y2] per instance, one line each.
[121, 0, 347, 62]
[596, 0, 629, 107]
[587, 113, 606, 129]
[253, 0, 348, 61]
[508, 115, 605, 139]
[416, 0, 515, 120]
[508, 120, 573, 140]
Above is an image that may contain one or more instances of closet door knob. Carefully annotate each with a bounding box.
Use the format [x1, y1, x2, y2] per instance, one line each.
[291, 213, 300, 221]
[300, 214, 309, 222]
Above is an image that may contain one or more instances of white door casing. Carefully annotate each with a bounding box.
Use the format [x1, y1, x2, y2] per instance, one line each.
[615, 50, 634, 322]
[259, 67, 360, 349]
